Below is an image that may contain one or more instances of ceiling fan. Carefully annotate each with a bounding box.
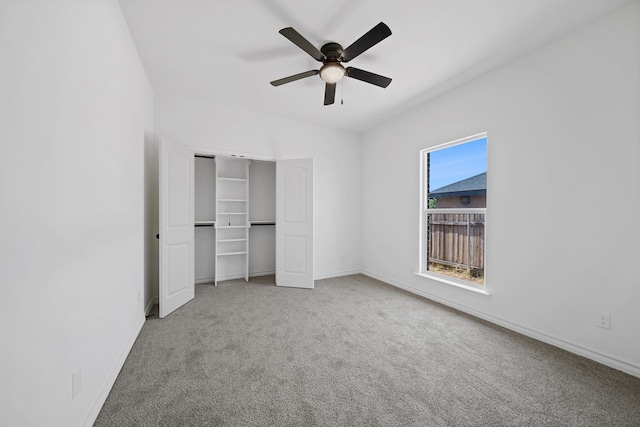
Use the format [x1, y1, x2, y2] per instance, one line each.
[270, 22, 392, 105]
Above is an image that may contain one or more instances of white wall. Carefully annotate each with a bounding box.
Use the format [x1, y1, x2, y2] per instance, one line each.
[153, 95, 362, 286]
[0, 1, 154, 426]
[361, 2, 640, 377]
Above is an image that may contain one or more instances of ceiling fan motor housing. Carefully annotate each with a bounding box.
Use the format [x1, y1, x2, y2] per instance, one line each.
[321, 42, 344, 62]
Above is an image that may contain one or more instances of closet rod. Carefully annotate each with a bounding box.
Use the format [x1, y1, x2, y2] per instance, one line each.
[195, 154, 216, 159]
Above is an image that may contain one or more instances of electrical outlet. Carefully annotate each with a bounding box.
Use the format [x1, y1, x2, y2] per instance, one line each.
[597, 312, 611, 329]
[72, 368, 82, 399]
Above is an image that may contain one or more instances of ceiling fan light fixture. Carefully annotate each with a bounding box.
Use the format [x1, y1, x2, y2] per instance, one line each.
[319, 63, 345, 83]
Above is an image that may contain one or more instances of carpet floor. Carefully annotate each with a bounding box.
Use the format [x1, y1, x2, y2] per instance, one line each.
[95, 274, 640, 426]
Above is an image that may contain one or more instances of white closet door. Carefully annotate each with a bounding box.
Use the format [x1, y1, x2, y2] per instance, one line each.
[276, 158, 314, 289]
[159, 140, 195, 317]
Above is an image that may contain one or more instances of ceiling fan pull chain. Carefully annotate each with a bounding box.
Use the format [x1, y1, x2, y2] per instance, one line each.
[341, 79, 344, 105]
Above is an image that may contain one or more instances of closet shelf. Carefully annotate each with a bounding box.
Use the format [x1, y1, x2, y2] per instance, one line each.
[217, 251, 248, 257]
[218, 177, 247, 182]
[195, 220, 216, 226]
[250, 220, 275, 225]
[213, 156, 252, 286]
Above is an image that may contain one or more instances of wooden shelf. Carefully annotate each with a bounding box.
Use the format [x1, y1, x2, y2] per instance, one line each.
[216, 225, 249, 229]
[217, 238, 247, 243]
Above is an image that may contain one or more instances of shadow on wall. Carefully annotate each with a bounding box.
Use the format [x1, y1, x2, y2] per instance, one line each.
[144, 132, 160, 313]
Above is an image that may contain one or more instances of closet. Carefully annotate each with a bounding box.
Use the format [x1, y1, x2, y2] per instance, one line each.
[194, 155, 276, 286]
[159, 140, 313, 318]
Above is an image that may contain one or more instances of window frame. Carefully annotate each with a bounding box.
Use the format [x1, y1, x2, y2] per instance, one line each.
[417, 132, 489, 295]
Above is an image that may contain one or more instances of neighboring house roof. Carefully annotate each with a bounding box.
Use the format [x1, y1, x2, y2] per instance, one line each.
[429, 172, 486, 199]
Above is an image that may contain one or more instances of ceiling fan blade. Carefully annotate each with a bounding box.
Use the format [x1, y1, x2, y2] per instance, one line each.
[345, 67, 392, 88]
[341, 22, 392, 62]
[324, 83, 336, 105]
[270, 70, 319, 87]
[279, 27, 326, 61]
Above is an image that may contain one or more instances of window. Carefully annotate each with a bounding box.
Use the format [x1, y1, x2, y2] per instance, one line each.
[419, 133, 487, 289]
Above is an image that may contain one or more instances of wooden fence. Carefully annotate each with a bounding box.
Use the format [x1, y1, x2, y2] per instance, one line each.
[427, 213, 485, 271]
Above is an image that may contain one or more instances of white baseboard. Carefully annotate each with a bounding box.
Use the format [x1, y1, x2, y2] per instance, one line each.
[83, 314, 146, 427]
[215, 273, 246, 282]
[249, 270, 275, 278]
[145, 297, 158, 316]
[314, 269, 361, 280]
[361, 270, 640, 379]
[196, 271, 276, 285]
[197, 270, 358, 284]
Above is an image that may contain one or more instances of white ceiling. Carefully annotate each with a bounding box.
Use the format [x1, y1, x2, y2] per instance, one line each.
[118, 0, 632, 133]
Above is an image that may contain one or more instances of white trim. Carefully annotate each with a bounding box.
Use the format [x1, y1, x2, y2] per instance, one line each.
[362, 270, 640, 379]
[82, 314, 146, 427]
[249, 269, 276, 278]
[192, 146, 274, 162]
[200, 269, 359, 283]
[425, 131, 488, 153]
[418, 152, 426, 272]
[314, 269, 361, 280]
[419, 132, 488, 286]
[215, 273, 246, 282]
[144, 297, 158, 315]
[414, 272, 490, 296]
[196, 271, 277, 285]
[425, 208, 486, 214]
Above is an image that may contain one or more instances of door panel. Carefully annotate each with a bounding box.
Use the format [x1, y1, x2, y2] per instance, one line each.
[168, 153, 190, 226]
[276, 159, 313, 289]
[167, 243, 189, 295]
[283, 168, 307, 223]
[283, 236, 306, 273]
[160, 141, 195, 317]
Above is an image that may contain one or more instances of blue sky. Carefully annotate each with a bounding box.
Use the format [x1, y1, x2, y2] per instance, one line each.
[429, 137, 487, 191]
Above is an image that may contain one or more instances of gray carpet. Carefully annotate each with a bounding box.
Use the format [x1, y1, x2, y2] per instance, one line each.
[95, 275, 640, 426]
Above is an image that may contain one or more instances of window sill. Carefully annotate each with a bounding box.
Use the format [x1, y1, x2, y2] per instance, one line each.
[414, 272, 490, 296]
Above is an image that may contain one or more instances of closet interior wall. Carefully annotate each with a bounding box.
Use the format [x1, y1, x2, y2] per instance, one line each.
[248, 160, 276, 278]
[194, 156, 216, 283]
[194, 156, 276, 284]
